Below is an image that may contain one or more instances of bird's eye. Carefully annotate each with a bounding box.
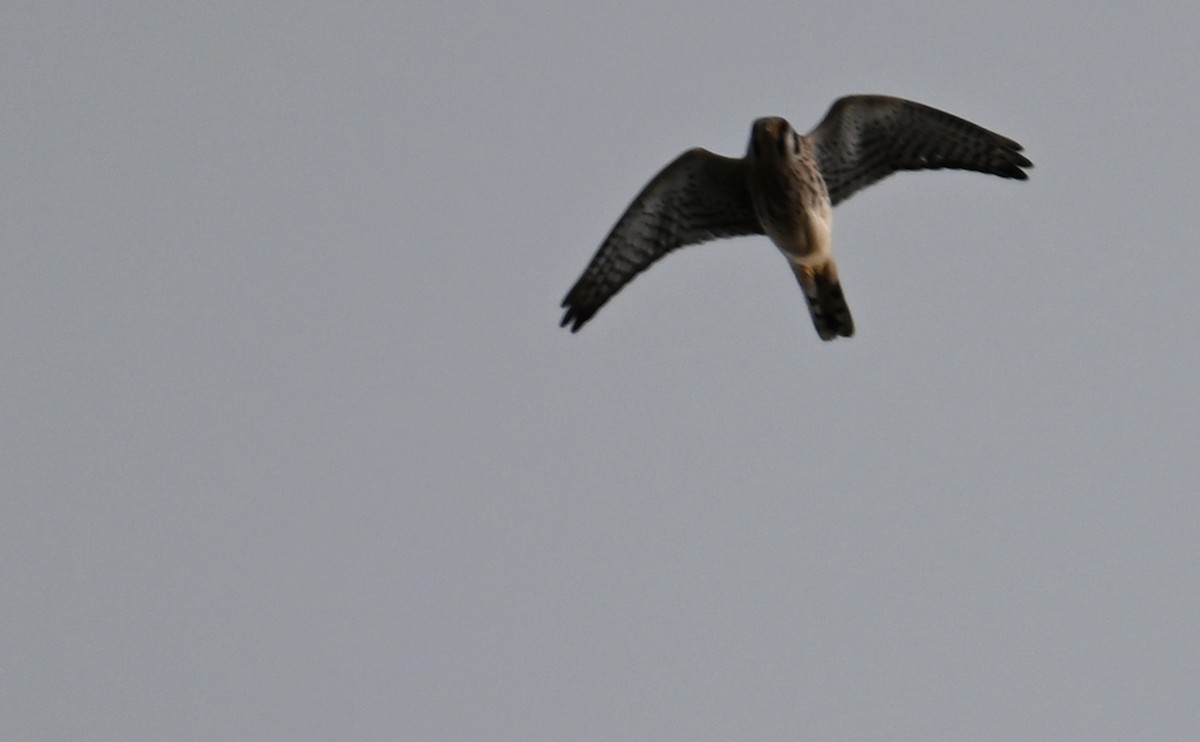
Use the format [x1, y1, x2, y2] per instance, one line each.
[792, 132, 801, 155]
[777, 133, 788, 156]
[751, 136, 761, 158]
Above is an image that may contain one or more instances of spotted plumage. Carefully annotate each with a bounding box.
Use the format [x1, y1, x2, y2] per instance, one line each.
[560, 95, 1032, 340]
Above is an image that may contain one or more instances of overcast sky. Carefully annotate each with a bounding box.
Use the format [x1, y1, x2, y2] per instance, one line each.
[4, 3, 1199, 740]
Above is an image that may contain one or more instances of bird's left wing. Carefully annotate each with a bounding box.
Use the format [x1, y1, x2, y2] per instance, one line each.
[560, 148, 762, 332]
[807, 95, 1033, 207]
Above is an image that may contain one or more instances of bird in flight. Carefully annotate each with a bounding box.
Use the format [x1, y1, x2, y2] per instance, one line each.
[559, 95, 1032, 340]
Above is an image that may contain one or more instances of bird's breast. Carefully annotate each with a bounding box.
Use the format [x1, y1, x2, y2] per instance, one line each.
[750, 159, 832, 259]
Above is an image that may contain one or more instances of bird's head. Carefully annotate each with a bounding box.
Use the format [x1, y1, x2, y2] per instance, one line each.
[748, 117, 801, 162]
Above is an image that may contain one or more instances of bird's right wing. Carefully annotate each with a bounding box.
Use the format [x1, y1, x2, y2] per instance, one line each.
[560, 149, 763, 332]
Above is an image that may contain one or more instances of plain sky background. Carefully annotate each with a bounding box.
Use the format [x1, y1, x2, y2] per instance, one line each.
[4, 3, 1199, 740]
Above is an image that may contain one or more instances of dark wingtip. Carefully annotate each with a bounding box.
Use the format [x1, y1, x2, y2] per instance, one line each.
[1003, 163, 1031, 180]
[560, 293, 579, 331]
[559, 304, 591, 333]
[998, 144, 1033, 180]
[987, 131, 1032, 180]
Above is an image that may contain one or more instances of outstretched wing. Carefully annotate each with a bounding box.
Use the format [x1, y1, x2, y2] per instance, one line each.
[560, 148, 763, 332]
[807, 95, 1033, 206]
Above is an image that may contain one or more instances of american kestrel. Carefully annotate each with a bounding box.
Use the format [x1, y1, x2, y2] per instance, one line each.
[559, 95, 1032, 340]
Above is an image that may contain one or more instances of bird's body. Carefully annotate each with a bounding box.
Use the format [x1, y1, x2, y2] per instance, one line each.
[747, 119, 833, 262]
[745, 117, 849, 339]
[559, 95, 1032, 341]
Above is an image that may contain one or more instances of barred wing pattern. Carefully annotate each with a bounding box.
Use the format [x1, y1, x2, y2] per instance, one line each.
[807, 96, 1032, 207]
[560, 149, 763, 332]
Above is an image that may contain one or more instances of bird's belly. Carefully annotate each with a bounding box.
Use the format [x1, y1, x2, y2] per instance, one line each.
[751, 167, 834, 263]
[764, 206, 833, 264]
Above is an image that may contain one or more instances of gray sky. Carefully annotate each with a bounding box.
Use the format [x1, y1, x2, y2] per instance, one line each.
[4, 2, 1199, 740]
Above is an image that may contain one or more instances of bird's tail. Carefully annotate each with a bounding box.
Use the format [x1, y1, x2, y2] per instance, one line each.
[792, 259, 854, 341]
